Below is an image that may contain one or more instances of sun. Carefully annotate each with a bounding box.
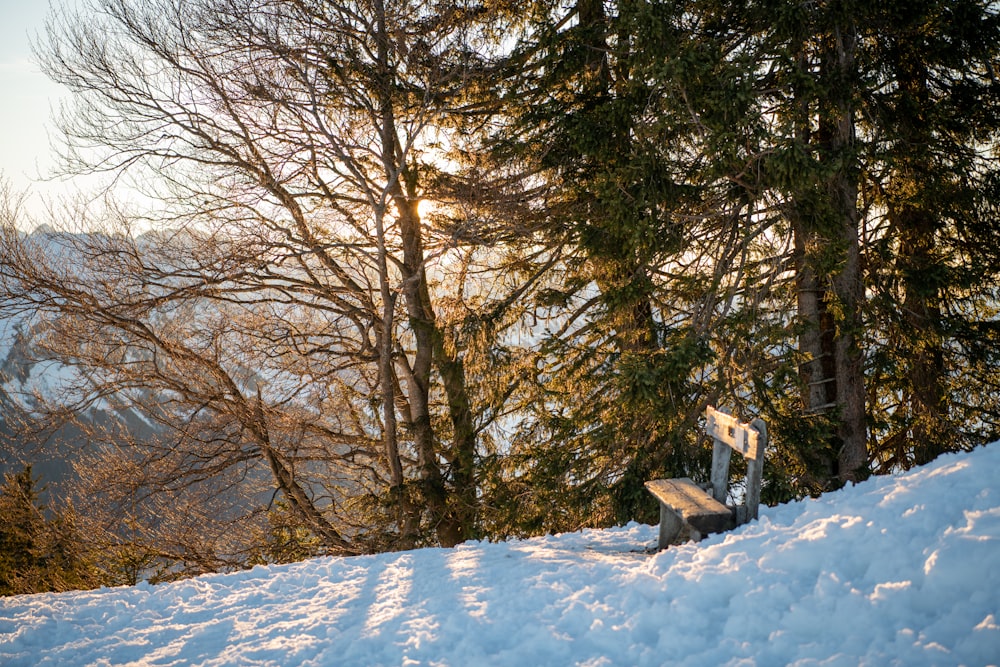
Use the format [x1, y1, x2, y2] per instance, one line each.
[417, 198, 436, 219]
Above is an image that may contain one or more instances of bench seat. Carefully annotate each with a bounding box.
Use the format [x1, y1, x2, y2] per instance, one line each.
[645, 478, 735, 546]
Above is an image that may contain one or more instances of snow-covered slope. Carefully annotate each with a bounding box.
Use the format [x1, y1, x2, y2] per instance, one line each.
[2, 443, 999, 666]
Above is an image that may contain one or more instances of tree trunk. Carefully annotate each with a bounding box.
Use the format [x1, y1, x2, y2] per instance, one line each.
[433, 334, 478, 542]
[374, 204, 419, 548]
[372, 0, 446, 546]
[373, 0, 478, 546]
[793, 220, 841, 486]
[890, 38, 948, 466]
[790, 37, 840, 486]
[790, 13, 867, 487]
[897, 208, 948, 465]
[397, 199, 457, 546]
[822, 20, 867, 483]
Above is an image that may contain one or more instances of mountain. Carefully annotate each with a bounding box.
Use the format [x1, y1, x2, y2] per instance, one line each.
[1, 441, 997, 666]
[0, 309, 78, 490]
[0, 288, 158, 495]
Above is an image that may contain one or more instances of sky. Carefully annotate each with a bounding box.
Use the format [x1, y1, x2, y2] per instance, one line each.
[0, 1, 67, 218]
[2, 442, 998, 666]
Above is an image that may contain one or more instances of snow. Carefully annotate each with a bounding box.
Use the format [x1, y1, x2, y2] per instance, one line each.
[2, 444, 999, 667]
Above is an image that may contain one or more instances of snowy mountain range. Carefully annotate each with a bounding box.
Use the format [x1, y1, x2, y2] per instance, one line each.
[0, 292, 159, 493]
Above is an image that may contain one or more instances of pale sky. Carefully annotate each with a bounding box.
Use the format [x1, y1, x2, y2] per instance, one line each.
[0, 0, 69, 219]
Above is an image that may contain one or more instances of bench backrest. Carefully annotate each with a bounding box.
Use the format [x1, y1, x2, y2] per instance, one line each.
[705, 406, 766, 522]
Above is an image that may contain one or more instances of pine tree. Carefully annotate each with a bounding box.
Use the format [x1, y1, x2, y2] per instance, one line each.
[771, 0, 868, 486]
[0, 466, 44, 595]
[481, 0, 787, 529]
[0, 466, 100, 595]
[468, 0, 1000, 524]
[863, 0, 1000, 470]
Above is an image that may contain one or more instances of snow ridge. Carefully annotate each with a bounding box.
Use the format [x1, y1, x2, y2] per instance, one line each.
[2, 444, 998, 666]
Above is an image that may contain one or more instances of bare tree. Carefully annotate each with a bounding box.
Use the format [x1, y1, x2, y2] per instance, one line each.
[0, 0, 516, 566]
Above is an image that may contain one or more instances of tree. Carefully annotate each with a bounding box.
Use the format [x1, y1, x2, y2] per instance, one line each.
[0, 0, 521, 571]
[862, 0, 1000, 470]
[483, 0, 1000, 513]
[0, 466, 100, 595]
[753, 0, 869, 487]
[472, 0, 792, 531]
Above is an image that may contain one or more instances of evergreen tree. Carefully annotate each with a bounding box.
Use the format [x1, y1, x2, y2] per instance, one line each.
[0, 466, 100, 595]
[0, 466, 44, 595]
[486, 0, 1000, 517]
[747, 0, 871, 487]
[480, 0, 788, 530]
[863, 0, 1000, 470]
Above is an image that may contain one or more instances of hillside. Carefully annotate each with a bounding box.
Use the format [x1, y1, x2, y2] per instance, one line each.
[1, 443, 999, 666]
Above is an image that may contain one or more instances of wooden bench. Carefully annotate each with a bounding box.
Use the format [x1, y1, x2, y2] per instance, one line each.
[645, 406, 766, 549]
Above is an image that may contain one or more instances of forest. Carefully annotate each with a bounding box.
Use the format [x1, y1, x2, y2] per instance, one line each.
[1, 0, 999, 593]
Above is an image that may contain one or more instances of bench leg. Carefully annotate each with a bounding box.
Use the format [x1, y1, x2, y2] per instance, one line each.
[657, 503, 684, 550]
